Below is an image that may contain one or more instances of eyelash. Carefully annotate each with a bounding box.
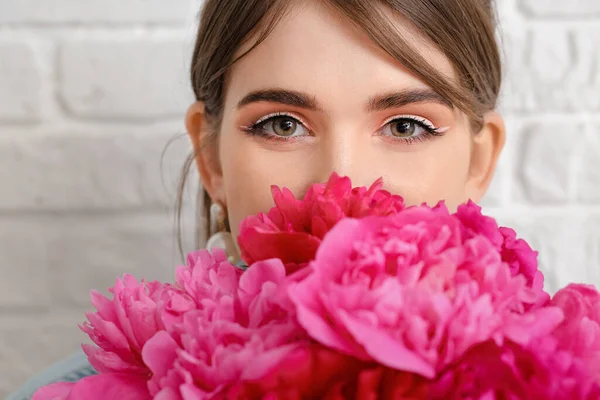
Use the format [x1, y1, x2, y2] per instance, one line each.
[242, 112, 445, 144]
[241, 112, 309, 142]
[377, 115, 445, 144]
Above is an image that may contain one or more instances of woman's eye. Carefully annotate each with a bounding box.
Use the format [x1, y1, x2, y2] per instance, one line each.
[381, 117, 434, 139]
[261, 116, 308, 138]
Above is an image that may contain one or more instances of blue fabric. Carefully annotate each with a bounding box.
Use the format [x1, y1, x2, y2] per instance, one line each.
[6, 351, 96, 400]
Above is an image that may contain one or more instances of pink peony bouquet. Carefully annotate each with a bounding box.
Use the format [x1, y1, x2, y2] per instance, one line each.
[34, 174, 600, 400]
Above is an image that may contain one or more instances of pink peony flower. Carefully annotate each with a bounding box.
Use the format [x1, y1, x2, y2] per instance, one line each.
[79, 274, 195, 376]
[551, 284, 600, 359]
[32, 373, 151, 400]
[33, 174, 600, 400]
[174, 249, 241, 304]
[141, 251, 307, 399]
[238, 172, 405, 269]
[289, 202, 557, 378]
[547, 284, 600, 394]
[430, 334, 600, 400]
[455, 201, 546, 299]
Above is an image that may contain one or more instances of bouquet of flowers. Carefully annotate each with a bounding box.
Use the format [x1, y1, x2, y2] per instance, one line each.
[34, 174, 600, 399]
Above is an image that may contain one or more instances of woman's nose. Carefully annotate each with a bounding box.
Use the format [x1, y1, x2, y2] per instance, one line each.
[313, 128, 378, 187]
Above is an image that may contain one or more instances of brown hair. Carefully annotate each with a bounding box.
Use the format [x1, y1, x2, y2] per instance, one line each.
[177, 0, 502, 252]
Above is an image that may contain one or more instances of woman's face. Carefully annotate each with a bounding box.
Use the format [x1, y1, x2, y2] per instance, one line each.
[188, 1, 504, 241]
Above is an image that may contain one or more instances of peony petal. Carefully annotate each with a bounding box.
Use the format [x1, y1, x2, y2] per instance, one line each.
[154, 387, 183, 400]
[32, 382, 74, 400]
[339, 311, 435, 378]
[82, 344, 145, 374]
[239, 259, 286, 300]
[128, 303, 159, 346]
[289, 277, 356, 356]
[210, 261, 241, 294]
[504, 307, 564, 346]
[84, 313, 130, 351]
[239, 228, 321, 266]
[180, 384, 211, 400]
[90, 290, 117, 322]
[312, 218, 371, 274]
[142, 331, 179, 378]
[240, 343, 302, 381]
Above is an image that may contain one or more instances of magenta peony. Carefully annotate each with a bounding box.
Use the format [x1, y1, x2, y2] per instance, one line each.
[289, 202, 558, 378]
[546, 284, 600, 397]
[80, 274, 195, 376]
[238, 172, 405, 268]
[551, 284, 600, 364]
[141, 250, 307, 399]
[32, 175, 600, 400]
[455, 201, 545, 298]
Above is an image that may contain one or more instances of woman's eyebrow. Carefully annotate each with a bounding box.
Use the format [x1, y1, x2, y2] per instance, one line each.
[236, 88, 452, 112]
[237, 89, 322, 111]
[368, 89, 453, 111]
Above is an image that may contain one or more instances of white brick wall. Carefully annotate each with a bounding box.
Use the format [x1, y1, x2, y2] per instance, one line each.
[0, 0, 599, 397]
[0, 1, 201, 396]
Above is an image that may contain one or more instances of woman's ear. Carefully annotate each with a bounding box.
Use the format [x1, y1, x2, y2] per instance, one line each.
[185, 102, 226, 205]
[465, 111, 506, 202]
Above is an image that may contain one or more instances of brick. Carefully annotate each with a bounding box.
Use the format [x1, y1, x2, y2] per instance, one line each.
[58, 39, 193, 120]
[0, 315, 87, 398]
[583, 217, 600, 287]
[0, 131, 197, 210]
[575, 128, 600, 202]
[520, 0, 600, 18]
[497, 25, 531, 113]
[547, 215, 600, 290]
[0, 210, 196, 310]
[0, 220, 49, 310]
[501, 28, 600, 112]
[495, 0, 516, 20]
[0, 42, 41, 123]
[44, 211, 196, 306]
[515, 122, 581, 204]
[0, 0, 192, 24]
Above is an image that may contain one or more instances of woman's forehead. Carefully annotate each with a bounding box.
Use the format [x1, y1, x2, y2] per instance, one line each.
[226, 0, 456, 109]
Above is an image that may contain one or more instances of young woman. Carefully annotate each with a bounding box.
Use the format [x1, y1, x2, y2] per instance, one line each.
[11, 0, 505, 398]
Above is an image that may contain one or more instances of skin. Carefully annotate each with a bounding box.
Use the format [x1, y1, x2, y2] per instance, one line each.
[186, 1, 505, 245]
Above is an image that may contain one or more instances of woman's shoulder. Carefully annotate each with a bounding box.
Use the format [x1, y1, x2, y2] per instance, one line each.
[7, 351, 97, 400]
